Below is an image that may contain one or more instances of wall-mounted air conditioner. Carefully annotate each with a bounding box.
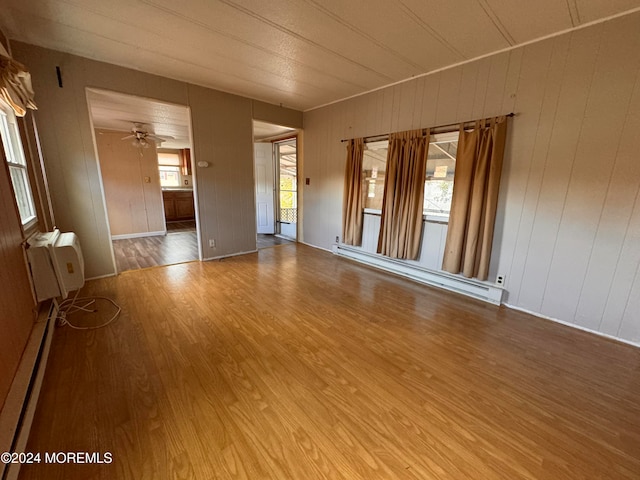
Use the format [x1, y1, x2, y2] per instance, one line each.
[26, 229, 85, 302]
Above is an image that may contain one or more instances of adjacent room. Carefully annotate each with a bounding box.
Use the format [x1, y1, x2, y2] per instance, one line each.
[1, 1, 639, 479]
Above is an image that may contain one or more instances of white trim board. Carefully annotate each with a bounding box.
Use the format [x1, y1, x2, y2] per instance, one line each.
[202, 249, 258, 262]
[504, 303, 640, 349]
[334, 245, 503, 305]
[111, 230, 166, 240]
[0, 301, 57, 480]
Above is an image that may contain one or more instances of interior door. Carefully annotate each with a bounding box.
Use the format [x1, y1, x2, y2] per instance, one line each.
[254, 142, 275, 234]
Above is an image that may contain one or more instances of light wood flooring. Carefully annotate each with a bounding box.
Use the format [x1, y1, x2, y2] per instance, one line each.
[112, 229, 198, 273]
[20, 244, 640, 479]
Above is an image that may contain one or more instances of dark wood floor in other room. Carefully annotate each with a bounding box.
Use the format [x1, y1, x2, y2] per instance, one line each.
[112, 227, 198, 273]
[257, 233, 293, 249]
[20, 244, 640, 480]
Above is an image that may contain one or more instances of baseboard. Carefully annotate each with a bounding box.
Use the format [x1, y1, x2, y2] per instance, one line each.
[0, 300, 57, 480]
[111, 230, 166, 240]
[86, 272, 117, 281]
[202, 249, 258, 262]
[299, 241, 332, 253]
[504, 303, 640, 349]
[334, 244, 503, 305]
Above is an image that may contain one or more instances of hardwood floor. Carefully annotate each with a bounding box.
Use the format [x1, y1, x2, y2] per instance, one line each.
[166, 221, 197, 234]
[19, 244, 640, 480]
[257, 234, 293, 249]
[112, 231, 198, 273]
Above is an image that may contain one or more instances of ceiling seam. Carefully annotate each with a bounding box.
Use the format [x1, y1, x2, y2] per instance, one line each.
[394, 0, 467, 60]
[10, 8, 316, 106]
[57, 0, 367, 96]
[476, 0, 515, 46]
[136, 0, 372, 91]
[566, 0, 578, 27]
[302, 0, 452, 71]
[305, 6, 640, 112]
[214, 0, 395, 81]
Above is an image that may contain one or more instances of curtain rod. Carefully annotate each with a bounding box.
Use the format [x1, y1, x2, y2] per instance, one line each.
[340, 112, 515, 143]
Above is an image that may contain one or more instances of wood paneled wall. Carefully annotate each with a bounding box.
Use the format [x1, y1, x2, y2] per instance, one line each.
[10, 42, 302, 278]
[0, 149, 36, 412]
[303, 12, 640, 344]
[96, 130, 165, 237]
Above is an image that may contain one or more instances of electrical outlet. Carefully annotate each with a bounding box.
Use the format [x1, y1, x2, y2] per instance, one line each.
[496, 274, 505, 286]
[209, 239, 215, 248]
[335, 236, 339, 243]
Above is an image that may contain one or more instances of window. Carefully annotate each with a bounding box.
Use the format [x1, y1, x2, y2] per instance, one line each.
[361, 131, 459, 220]
[0, 99, 36, 227]
[362, 140, 387, 211]
[424, 132, 458, 218]
[158, 152, 181, 187]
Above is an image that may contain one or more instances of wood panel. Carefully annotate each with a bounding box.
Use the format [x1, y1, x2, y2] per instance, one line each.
[11, 41, 300, 278]
[97, 130, 166, 236]
[19, 245, 640, 479]
[302, 11, 640, 344]
[0, 139, 35, 411]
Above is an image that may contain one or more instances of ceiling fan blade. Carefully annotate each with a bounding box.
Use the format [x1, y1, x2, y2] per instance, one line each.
[147, 134, 175, 142]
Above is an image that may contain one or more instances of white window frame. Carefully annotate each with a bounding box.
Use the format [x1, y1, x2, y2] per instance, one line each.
[361, 131, 459, 223]
[157, 152, 182, 188]
[0, 99, 37, 229]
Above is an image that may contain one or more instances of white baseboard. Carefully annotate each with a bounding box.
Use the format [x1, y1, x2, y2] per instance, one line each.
[299, 241, 332, 253]
[0, 300, 57, 480]
[334, 244, 503, 305]
[504, 303, 640, 349]
[111, 230, 166, 240]
[203, 249, 258, 262]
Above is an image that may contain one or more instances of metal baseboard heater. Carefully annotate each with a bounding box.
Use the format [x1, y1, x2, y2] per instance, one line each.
[0, 300, 57, 480]
[333, 244, 504, 305]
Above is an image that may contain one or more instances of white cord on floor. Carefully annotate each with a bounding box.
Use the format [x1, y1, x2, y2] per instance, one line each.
[56, 289, 122, 330]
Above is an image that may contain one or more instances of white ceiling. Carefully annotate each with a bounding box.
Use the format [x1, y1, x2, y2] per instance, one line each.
[87, 89, 191, 149]
[3, 0, 640, 111]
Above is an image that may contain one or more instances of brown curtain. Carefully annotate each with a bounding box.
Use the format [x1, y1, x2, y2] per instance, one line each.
[377, 129, 429, 260]
[342, 138, 365, 245]
[180, 149, 191, 175]
[442, 116, 508, 280]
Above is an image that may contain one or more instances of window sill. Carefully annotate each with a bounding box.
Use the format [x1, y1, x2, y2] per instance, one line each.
[363, 209, 449, 224]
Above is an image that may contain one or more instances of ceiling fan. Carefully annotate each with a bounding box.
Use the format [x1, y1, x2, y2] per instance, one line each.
[121, 122, 174, 148]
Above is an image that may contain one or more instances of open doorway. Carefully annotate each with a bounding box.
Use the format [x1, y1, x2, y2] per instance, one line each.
[275, 138, 297, 240]
[87, 89, 201, 273]
[253, 120, 297, 249]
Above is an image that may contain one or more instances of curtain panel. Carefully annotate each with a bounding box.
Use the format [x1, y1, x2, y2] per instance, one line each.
[342, 138, 365, 246]
[377, 129, 429, 260]
[442, 116, 508, 280]
[0, 44, 37, 117]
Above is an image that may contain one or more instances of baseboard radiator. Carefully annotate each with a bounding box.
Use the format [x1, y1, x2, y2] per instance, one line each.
[334, 245, 504, 305]
[0, 300, 57, 480]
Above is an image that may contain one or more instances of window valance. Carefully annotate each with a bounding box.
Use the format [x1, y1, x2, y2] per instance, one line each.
[0, 43, 37, 117]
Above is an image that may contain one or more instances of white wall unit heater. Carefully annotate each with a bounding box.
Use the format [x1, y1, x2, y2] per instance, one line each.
[26, 229, 85, 301]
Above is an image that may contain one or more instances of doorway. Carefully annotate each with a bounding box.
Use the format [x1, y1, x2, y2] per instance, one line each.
[275, 138, 297, 240]
[87, 89, 201, 273]
[252, 120, 297, 249]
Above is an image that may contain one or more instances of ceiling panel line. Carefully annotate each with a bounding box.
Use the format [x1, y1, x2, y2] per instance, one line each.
[477, 0, 515, 46]
[395, 0, 467, 60]
[302, 0, 438, 71]
[567, 0, 581, 27]
[214, 0, 396, 81]
[139, 0, 375, 90]
[46, 0, 359, 98]
[305, 6, 640, 112]
[10, 8, 316, 105]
